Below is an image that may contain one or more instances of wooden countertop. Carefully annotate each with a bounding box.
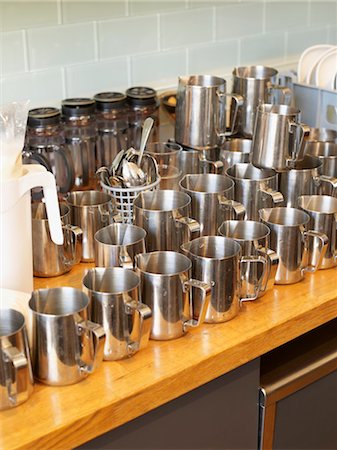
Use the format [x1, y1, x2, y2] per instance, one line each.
[1, 264, 336, 450]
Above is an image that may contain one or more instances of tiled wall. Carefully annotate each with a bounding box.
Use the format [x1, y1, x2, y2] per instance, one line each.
[0, 0, 336, 108]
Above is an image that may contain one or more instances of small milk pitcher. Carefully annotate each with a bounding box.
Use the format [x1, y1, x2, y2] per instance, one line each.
[133, 190, 200, 252]
[181, 236, 267, 323]
[259, 208, 328, 284]
[29, 287, 105, 386]
[298, 195, 337, 270]
[226, 163, 284, 220]
[251, 104, 310, 172]
[0, 309, 34, 410]
[179, 174, 245, 236]
[175, 75, 243, 150]
[218, 220, 279, 297]
[135, 251, 211, 340]
[65, 190, 118, 261]
[231, 65, 292, 138]
[83, 267, 152, 360]
[32, 202, 82, 277]
[94, 223, 146, 269]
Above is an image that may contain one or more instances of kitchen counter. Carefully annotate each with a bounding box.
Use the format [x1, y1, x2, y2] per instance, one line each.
[1, 264, 336, 450]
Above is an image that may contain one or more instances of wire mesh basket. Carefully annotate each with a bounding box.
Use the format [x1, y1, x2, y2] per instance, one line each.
[100, 177, 161, 223]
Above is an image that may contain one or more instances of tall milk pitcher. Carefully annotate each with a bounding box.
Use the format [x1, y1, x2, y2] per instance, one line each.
[0, 102, 63, 294]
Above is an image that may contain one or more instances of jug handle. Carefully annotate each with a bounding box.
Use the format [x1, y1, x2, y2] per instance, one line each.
[77, 320, 105, 374]
[287, 122, 310, 167]
[313, 175, 337, 197]
[125, 299, 152, 354]
[175, 217, 200, 241]
[255, 247, 279, 293]
[267, 84, 293, 105]
[216, 92, 244, 138]
[182, 279, 212, 330]
[199, 156, 224, 174]
[239, 255, 268, 302]
[218, 195, 246, 220]
[3, 344, 29, 406]
[301, 229, 329, 274]
[18, 165, 63, 245]
[260, 186, 284, 205]
[62, 224, 83, 266]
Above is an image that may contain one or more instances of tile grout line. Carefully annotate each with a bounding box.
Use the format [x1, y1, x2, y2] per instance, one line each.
[57, 0, 63, 25]
[61, 66, 67, 99]
[93, 21, 99, 61]
[22, 29, 30, 72]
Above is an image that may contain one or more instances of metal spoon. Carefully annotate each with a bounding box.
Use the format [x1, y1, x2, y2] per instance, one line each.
[122, 159, 147, 187]
[137, 117, 154, 166]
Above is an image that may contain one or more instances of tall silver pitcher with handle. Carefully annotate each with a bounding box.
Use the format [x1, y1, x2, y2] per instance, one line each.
[175, 75, 243, 150]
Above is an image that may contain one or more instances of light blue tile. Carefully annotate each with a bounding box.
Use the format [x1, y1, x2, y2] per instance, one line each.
[328, 25, 337, 45]
[189, 1, 241, 8]
[188, 40, 239, 74]
[131, 49, 186, 88]
[98, 15, 158, 59]
[0, 31, 26, 75]
[129, 1, 186, 16]
[65, 58, 129, 98]
[310, 1, 337, 27]
[0, 69, 64, 108]
[160, 8, 213, 50]
[215, 2, 263, 41]
[27, 23, 95, 70]
[286, 27, 329, 57]
[265, 1, 309, 32]
[0, 1, 58, 32]
[240, 32, 286, 65]
[61, 0, 126, 24]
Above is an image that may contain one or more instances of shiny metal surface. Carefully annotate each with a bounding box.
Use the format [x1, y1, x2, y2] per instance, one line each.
[298, 196, 337, 270]
[83, 267, 151, 360]
[251, 104, 310, 172]
[65, 190, 118, 261]
[135, 251, 211, 340]
[308, 128, 337, 143]
[179, 147, 223, 176]
[218, 220, 278, 298]
[226, 163, 284, 220]
[133, 190, 199, 252]
[32, 202, 82, 277]
[0, 309, 33, 410]
[259, 208, 328, 285]
[231, 65, 283, 138]
[145, 141, 182, 167]
[179, 174, 245, 236]
[175, 75, 242, 150]
[94, 223, 146, 269]
[278, 155, 330, 208]
[219, 138, 252, 172]
[29, 287, 105, 386]
[305, 142, 337, 195]
[181, 236, 267, 323]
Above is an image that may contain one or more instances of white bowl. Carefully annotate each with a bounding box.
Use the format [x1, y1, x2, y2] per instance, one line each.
[297, 44, 334, 84]
[314, 47, 337, 90]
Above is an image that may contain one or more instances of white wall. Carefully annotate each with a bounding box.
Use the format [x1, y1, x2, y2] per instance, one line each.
[0, 0, 336, 108]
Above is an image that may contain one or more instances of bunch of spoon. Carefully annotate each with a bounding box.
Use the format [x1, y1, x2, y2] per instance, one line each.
[96, 118, 158, 188]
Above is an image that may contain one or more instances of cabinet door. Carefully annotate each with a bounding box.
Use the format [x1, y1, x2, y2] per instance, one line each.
[79, 359, 260, 450]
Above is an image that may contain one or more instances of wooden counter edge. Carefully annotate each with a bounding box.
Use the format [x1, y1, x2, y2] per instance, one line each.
[12, 295, 337, 450]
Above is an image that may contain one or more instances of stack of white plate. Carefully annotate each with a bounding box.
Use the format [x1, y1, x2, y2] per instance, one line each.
[297, 45, 337, 91]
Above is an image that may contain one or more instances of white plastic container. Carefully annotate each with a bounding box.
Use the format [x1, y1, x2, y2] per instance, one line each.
[0, 164, 63, 293]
